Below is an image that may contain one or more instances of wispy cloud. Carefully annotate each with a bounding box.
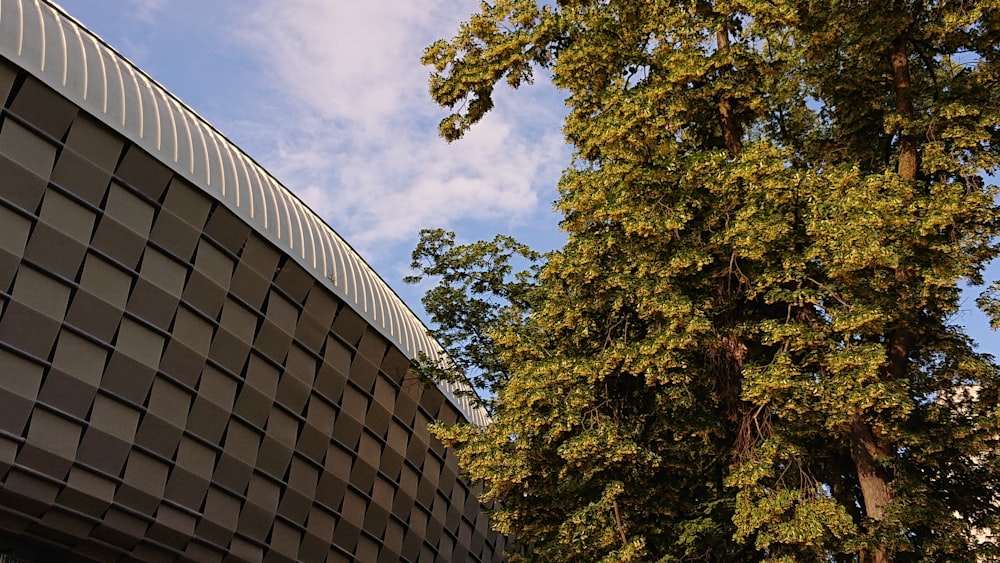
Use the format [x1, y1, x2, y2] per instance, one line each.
[126, 0, 167, 23]
[225, 0, 568, 260]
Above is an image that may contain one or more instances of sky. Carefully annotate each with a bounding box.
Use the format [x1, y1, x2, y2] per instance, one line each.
[52, 0, 998, 357]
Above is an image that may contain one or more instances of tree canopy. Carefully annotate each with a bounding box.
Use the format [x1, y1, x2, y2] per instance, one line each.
[411, 0, 1000, 560]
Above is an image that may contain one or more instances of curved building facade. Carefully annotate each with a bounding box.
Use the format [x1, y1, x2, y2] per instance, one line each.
[0, 1, 503, 561]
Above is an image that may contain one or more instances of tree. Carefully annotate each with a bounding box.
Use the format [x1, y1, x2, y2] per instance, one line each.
[413, 0, 1000, 560]
[405, 229, 541, 410]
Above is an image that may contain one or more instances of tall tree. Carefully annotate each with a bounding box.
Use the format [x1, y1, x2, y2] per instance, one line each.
[413, 0, 1000, 560]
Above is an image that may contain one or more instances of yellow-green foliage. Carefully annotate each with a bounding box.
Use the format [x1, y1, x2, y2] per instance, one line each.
[412, 0, 1000, 560]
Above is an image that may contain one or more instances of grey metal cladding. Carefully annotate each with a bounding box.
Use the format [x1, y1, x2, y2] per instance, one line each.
[0, 0, 488, 426]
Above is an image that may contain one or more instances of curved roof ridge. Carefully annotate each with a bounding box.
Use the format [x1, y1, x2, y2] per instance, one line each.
[1, 0, 489, 426]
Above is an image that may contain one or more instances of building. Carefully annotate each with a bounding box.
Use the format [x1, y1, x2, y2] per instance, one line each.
[0, 1, 504, 561]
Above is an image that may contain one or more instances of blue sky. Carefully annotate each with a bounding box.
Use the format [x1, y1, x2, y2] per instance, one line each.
[53, 0, 997, 357]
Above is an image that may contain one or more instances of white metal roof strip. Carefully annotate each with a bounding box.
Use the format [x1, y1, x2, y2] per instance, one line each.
[124, 64, 142, 138]
[358, 263, 374, 317]
[247, 159, 268, 227]
[275, 180, 294, 248]
[305, 212, 325, 275]
[90, 34, 106, 112]
[207, 129, 225, 195]
[384, 283, 401, 343]
[0, 0, 489, 427]
[156, 86, 178, 162]
[373, 277, 389, 329]
[316, 218, 331, 280]
[67, 18, 84, 93]
[263, 174, 283, 240]
[30, 1, 41, 68]
[109, 50, 125, 125]
[234, 147, 253, 217]
[287, 193, 308, 259]
[329, 230, 350, 293]
[142, 74, 162, 151]
[47, 4, 65, 85]
[346, 248, 362, 308]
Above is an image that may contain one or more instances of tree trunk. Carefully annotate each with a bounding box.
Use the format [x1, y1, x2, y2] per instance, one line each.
[716, 26, 743, 158]
[891, 37, 917, 182]
[848, 35, 920, 563]
[849, 413, 892, 563]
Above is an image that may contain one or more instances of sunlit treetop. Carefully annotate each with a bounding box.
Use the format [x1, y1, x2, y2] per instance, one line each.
[414, 1, 1000, 561]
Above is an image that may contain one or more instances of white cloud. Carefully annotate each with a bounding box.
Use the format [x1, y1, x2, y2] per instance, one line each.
[238, 0, 452, 132]
[225, 0, 568, 259]
[127, 0, 167, 23]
